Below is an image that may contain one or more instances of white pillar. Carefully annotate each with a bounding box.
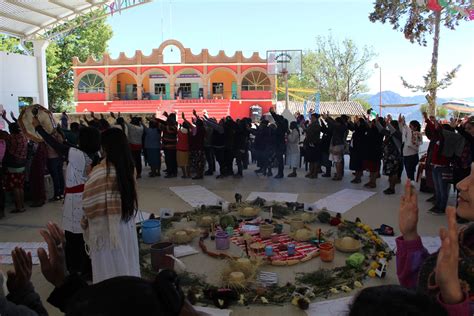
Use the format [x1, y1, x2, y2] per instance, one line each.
[32, 40, 49, 108]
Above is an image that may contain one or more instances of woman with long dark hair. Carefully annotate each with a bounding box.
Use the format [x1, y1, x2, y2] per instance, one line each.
[82, 128, 140, 284]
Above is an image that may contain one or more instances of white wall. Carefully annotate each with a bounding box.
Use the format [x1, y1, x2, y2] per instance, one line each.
[0, 51, 40, 120]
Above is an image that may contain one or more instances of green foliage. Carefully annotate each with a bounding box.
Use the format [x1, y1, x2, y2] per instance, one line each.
[0, 34, 24, 54]
[286, 35, 376, 102]
[45, 10, 113, 111]
[369, 1, 464, 46]
[419, 103, 448, 118]
[354, 98, 371, 110]
[0, 12, 112, 112]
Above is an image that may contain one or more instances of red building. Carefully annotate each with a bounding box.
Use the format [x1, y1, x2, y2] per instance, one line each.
[73, 39, 275, 119]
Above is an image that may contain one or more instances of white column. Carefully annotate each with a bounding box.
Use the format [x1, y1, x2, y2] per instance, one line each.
[32, 40, 49, 108]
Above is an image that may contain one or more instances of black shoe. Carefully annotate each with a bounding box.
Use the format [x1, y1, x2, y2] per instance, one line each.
[204, 170, 213, 176]
[274, 174, 284, 179]
[192, 176, 203, 180]
[428, 207, 445, 216]
[216, 175, 227, 179]
[322, 173, 331, 178]
[267, 171, 273, 177]
[383, 188, 395, 195]
[426, 196, 436, 203]
[351, 178, 362, 184]
[30, 202, 45, 208]
[255, 169, 263, 174]
[165, 174, 177, 178]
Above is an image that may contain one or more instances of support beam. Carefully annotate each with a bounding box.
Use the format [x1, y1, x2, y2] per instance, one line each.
[5, 0, 58, 19]
[32, 40, 50, 108]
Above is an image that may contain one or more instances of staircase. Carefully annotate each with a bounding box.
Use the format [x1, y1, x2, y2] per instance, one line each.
[108, 99, 231, 120]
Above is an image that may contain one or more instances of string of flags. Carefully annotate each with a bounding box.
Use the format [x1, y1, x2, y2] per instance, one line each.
[416, 0, 474, 19]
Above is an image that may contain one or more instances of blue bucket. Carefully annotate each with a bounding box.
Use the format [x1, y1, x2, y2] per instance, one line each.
[142, 219, 161, 244]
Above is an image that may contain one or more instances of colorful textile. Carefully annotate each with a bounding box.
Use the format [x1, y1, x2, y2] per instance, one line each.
[5, 171, 25, 191]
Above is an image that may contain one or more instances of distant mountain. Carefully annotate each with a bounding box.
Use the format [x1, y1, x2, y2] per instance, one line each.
[356, 91, 474, 122]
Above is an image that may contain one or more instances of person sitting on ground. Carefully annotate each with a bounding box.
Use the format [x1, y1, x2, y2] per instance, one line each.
[349, 284, 448, 316]
[37, 222, 203, 316]
[0, 247, 48, 315]
[396, 165, 474, 315]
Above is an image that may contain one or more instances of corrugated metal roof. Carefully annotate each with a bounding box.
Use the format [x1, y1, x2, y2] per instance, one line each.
[0, 0, 151, 40]
[288, 100, 366, 116]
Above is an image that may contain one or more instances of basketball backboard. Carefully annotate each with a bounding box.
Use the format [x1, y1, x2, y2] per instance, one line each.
[266, 50, 302, 75]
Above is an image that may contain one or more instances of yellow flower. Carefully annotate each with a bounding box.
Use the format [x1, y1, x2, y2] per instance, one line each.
[330, 288, 339, 294]
[261, 297, 269, 304]
[378, 251, 385, 258]
[356, 223, 363, 228]
[366, 231, 374, 237]
[363, 225, 371, 232]
[370, 236, 378, 242]
[354, 281, 363, 288]
[291, 296, 300, 306]
[370, 261, 379, 269]
[368, 269, 376, 277]
[341, 285, 352, 292]
[238, 294, 246, 305]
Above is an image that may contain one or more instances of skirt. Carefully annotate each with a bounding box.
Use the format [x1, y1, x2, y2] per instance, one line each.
[305, 146, 321, 163]
[286, 152, 300, 168]
[190, 150, 205, 171]
[145, 148, 161, 168]
[363, 160, 381, 173]
[5, 169, 25, 191]
[329, 145, 344, 163]
[177, 150, 189, 167]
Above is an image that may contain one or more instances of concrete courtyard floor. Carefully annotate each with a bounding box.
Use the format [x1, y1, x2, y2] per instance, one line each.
[0, 163, 453, 316]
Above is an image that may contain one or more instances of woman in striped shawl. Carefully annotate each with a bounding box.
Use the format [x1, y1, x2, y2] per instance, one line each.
[82, 128, 140, 284]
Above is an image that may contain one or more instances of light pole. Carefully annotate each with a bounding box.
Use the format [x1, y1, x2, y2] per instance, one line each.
[374, 63, 382, 116]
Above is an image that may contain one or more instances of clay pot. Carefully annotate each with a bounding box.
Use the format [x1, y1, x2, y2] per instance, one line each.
[319, 242, 335, 262]
[290, 218, 304, 232]
[259, 224, 275, 239]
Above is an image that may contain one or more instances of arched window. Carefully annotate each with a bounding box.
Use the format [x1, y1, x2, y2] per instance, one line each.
[241, 71, 271, 91]
[78, 74, 105, 93]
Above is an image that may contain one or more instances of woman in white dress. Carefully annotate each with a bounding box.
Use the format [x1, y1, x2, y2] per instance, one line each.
[82, 128, 140, 284]
[286, 121, 301, 177]
[34, 119, 101, 277]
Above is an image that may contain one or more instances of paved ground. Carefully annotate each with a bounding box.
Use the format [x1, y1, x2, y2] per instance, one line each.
[0, 161, 454, 316]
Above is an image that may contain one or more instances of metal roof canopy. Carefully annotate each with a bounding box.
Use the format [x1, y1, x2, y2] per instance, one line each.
[0, 0, 151, 41]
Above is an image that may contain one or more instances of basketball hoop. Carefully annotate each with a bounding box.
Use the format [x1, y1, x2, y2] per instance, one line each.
[267, 50, 302, 110]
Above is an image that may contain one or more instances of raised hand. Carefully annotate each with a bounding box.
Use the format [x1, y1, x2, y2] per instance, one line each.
[38, 222, 67, 287]
[90, 111, 95, 118]
[182, 112, 185, 120]
[399, 180, 419, 241]
[435, 207, 463, 304]
[193, 109, 197, 117]
[7, 247, 32, 293]
[422, 112, 428, 121]
[1, 110, 6, 119]
[109, 111, 116, 119]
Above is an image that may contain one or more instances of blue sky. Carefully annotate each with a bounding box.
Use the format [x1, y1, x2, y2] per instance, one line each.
[107, 0, 474, 98]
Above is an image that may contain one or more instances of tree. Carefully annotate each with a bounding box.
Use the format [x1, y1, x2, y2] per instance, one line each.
[369, 1, 466, 116]
[420, 103, 448, 118]
[286, 35, 376, 102]
[0, 34, 24, 54]
[354, 98, 371, 111]
[45, 10, 113, 111]
[0, 11, 112, 112]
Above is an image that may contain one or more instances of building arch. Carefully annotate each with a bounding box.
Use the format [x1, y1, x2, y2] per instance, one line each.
[107, 69, 139, 100]
[207, 67, 239, 99]
[157, 39, 186, 56]
[76, 69, 106, 87]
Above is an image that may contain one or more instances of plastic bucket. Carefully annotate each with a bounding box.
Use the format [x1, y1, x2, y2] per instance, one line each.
[142, 219, 161, 244]
[150, 242, 175, 271]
